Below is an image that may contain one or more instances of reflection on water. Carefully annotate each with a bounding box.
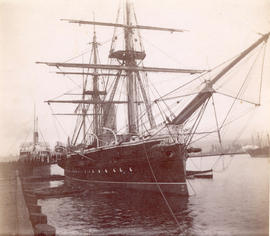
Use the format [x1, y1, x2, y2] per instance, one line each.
[39, 155, 269, 235]
[41, 188, 192, 235]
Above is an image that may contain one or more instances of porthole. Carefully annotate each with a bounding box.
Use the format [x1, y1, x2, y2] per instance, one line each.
[119, 168, 123, 173]
[98, 169, 101, 174]
[129, 167, 133, 172]
[113, 168, 116, 173]
[105, 169, 108, 173]
[166, 151, 175, 158]
[92, 170, 95, 173]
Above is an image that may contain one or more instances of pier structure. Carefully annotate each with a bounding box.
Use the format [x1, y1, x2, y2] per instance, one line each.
[0, 163, 56, 236]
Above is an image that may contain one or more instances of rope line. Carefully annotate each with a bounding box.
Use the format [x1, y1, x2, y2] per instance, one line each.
[259, 43, 267, 105]
[142, 141, 184, 231]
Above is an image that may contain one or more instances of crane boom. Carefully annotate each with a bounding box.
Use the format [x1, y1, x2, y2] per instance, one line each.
[171, 32, 270, 125]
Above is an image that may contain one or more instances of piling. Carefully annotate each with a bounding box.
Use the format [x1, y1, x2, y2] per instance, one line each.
[30, 213, 47, 227]
[16, 170, 35, 236]
[25, 194, 38, 205]
[17, 168, 57, 236]
[34, 224, 56, 236]
[28, 204, 42, 213]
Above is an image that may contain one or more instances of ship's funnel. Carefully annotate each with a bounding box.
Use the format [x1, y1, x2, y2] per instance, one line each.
[33, 131, 39, 145]
[33, 116, 39, 145]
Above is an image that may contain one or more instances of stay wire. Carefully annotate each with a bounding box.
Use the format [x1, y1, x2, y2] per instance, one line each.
[142, 142, 184, 232]
[51, 115, 61, 141]
[185, 98, 211, 147]
[233, 110, 256, 143]
[189, 107, 255, 145]
[148, 76, 175, 119]
[48, 105, 69, 137]
[186, 178, 197, 196]
[38, 128, 47, 144]
[212, 154, 234, 172]
[259, 43, 267, 105]
[159, 52, 243, 100]
[219, 47, 263, 130]
[212, 95, 223, 149]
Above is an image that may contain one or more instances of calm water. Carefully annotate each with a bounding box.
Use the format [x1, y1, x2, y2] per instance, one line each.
[37, 155, 269, 235]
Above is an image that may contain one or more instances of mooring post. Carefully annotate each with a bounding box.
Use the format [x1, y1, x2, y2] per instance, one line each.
[30, 213, 47, 227]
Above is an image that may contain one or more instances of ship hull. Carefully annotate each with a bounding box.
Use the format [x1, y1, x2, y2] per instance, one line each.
[61, 140, 188, 196]
[246, 146, 270, 158]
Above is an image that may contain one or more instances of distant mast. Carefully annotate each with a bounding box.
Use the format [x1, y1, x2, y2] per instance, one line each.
[33, 105, 39, 146]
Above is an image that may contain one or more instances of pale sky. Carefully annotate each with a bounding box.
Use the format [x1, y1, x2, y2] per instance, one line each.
[0, 0, 270, 159]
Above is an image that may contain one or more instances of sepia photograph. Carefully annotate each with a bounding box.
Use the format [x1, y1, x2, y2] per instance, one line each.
[0, 0, 269, 235]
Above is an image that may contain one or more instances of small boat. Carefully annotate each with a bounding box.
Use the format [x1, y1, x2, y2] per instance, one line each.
[186, 169, 213, 179]
[244, 134, 270, 158]
[246, 146, 270, 158]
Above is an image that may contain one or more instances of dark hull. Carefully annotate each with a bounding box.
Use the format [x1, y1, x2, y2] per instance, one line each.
[18, 154, 54, 176]
[246, 146, 270, 158]
[60, 140, 188, 196]
[18, 161, 51, 177]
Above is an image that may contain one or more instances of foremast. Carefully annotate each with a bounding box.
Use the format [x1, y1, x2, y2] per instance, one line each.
[92, 30, 100, 137]
[36, 0, 206, 141]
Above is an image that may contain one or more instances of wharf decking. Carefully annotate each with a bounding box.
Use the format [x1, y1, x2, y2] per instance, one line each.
[0, 163, 34, 235]
[0, 163, 56, 236]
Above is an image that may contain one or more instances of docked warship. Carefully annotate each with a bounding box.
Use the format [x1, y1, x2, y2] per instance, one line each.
[37, 0, 269, 196]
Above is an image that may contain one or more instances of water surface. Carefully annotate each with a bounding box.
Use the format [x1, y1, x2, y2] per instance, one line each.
[38, 155, 269, 235]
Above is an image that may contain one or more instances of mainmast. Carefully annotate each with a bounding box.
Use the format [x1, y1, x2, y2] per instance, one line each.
[37, 0, 205, 138]
[125, 0, 137, 134]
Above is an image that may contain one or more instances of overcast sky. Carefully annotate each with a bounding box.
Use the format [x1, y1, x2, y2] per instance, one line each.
[0, 0, 270, 159]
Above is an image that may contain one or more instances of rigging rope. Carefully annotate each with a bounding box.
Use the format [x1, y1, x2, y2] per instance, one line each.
[258, 43, 267, 105]
[38, 128, 48, 145]
[141, 35, 184, 66]
[48, 105, 69, 137]
[159, 53, 240, 100]
[148, 75, 175, 119]
[218, 49, 263, 131]
[212, 96, 223, 149]
[189, 107, 255, 145]
[185, 98, 211, 147]
[142, 141, 184, 232]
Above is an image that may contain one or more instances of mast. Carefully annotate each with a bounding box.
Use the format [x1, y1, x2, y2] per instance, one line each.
[33, 105, 38, 146]
[92, 29, 99, 136]
[82, 69, 86, 144]
[37, 0, 205, 136]
[171, 32, 270, 125]
[125, 0, 137, 134]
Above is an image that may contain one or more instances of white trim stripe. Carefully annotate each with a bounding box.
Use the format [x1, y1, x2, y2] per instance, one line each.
[66, 175, 186, 185]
